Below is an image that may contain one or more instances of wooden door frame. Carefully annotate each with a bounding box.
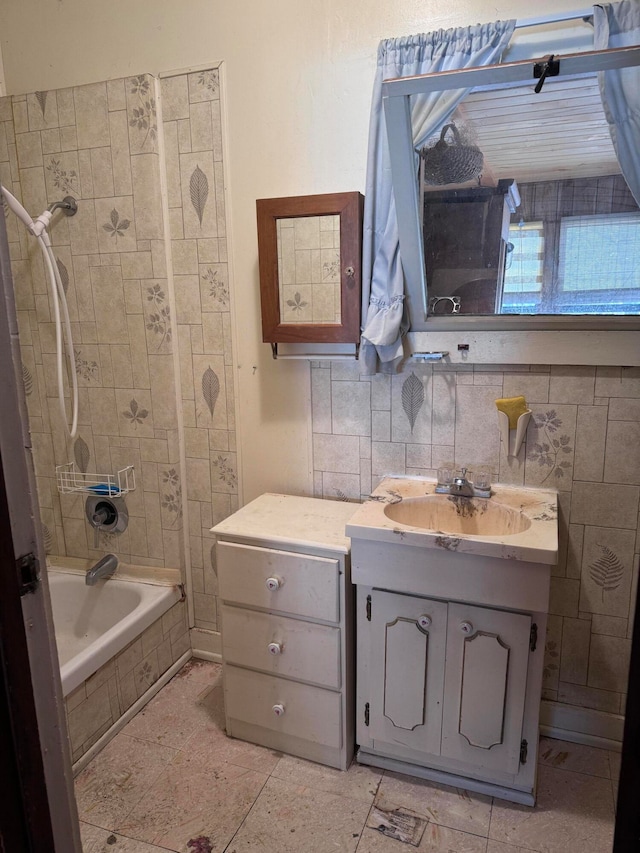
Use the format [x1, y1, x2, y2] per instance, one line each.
[0, 450, 56, 850]
[613, 568, 640, 850]
[0, 204, 81, 851]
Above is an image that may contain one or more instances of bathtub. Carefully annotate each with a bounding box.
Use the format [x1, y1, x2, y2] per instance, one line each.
[48, 569, 182, 696]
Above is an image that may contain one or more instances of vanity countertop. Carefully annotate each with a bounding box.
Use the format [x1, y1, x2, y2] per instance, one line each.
[212, 493, 358, 554]
[346, 477, 558, 565]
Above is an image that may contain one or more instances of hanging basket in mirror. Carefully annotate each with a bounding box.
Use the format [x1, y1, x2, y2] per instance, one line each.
[421, 123, 484, 186]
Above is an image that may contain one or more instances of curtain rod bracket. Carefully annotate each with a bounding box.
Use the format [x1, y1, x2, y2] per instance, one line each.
[533, 55, 561, 93]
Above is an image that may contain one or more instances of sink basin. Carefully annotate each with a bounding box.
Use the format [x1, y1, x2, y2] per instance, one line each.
[384, 494, 532, 537]
[346, 477, 558, 564]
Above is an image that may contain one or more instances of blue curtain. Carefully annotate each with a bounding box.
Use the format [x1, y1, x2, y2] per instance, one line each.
[594, 0, 640, 205]
[360, 21, 515, 374]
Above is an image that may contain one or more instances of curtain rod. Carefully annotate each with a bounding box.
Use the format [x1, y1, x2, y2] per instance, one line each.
[514, 8, 593, 29]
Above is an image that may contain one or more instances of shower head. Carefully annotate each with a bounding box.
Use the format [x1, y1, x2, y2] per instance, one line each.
[48, 196, 78, 216]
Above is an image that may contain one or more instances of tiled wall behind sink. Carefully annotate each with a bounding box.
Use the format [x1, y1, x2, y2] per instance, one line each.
[312, 360, 640, 719]
[1, 75, 184, 569]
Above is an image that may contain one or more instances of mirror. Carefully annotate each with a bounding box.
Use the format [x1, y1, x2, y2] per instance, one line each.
[256, 192, 363, 345]
[276, 214, 341, 324]
[382, 44, 640, 334]
[420, 77, 639, 318]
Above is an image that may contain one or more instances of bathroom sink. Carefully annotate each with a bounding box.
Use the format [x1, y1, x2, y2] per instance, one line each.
[346, 477, 558, 564]
[383, 494, 532, 537]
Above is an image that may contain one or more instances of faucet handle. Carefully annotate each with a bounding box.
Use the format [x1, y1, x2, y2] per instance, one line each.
[91, 508, 108, 548]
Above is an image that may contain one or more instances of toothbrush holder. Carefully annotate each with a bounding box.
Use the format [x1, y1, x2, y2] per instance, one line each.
[497, 409, 532, 458]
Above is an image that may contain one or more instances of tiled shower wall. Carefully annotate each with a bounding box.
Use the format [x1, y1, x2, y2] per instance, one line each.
[312, 361, 640, 720]
[0, 74, 183, 568]
[1, 67, 236, 634]
[161, 67, 238, 633]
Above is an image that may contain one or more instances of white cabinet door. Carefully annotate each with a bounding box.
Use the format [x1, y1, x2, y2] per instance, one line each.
[368, 590, 447, 757]
[441, 602, 531, 776]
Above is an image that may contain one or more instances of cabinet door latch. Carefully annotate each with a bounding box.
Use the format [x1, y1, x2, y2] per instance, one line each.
[364, 702, 370, 726]
[529, 623, 538, 652]
[17, 552, 39, 596]
[520, 739, 528, 764]
[366, 595, 372, 621]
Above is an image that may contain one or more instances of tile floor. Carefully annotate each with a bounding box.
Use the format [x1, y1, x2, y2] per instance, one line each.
[76, 660, 620, 853]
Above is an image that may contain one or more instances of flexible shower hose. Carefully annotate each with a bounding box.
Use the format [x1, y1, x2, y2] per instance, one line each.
[37, 230, 79, 440]
[2, 184, 78, 440]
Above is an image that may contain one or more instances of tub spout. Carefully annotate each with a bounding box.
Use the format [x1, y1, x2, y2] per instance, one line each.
[85, 554, 118, 586]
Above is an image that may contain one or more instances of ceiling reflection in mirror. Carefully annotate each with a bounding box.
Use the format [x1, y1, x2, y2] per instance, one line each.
[421, 75, 639, 317]
[276, 214, 341, 325]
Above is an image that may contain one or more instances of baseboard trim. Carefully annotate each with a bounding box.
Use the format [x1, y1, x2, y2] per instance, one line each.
[71, 650, 192, 775]
[540, 724, 622, 752]
[191, 649, 223, 663]
[190, 627, 221, 660]
[540, 699, 623, 749]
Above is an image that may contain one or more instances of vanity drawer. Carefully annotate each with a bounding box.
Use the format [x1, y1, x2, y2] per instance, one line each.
[224, 665, 342, 749]
[217, 540, 340, 622]
[221, 605, 341, 689]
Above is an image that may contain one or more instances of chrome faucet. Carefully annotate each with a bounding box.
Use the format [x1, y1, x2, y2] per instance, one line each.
[85, 553, 118, 586]
[435, 466, 492, 499]
[450, 467, 475, 497]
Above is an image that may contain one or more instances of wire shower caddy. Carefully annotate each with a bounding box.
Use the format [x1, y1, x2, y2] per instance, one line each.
[55, 462, 136, 496]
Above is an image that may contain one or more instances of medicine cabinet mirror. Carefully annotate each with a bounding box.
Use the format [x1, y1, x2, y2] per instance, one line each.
[384, 44, 640, 340]
[256, 192, 363, 347]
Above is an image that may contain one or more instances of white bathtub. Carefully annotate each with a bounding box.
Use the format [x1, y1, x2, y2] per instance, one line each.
[48, 570, 181, 696]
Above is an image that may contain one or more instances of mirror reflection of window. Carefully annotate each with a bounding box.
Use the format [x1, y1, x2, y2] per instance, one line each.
[417, 71, 640, 319]
[557, 212, 640, 313]
[502, 221, 545, 314]
[501, 176, 639, 315]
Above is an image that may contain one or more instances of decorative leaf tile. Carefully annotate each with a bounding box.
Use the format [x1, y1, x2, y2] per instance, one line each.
[74, 435, 91, 473]
[188, 69, 220, 103]
[579, 527, 635, 617]
[46, 154, 79, 195]
[94, 196, 137, 253]
[126, 74, 158, 154]
[402, 372, 425, 433]
[160, 467, 183, 529]
[35, 90, 48, 117]
[143, 285, 173, 354]
[74, 347, 101, 385]
[211, 452, 237, 494]
[199, 264, 229, 310]
[180, 153, 216, 238]
[189, 165, 209, 225]
[525, 405, 577, 487]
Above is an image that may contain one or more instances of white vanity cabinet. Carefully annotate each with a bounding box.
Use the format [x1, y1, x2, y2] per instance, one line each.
[212, 493, 356, 770]
[353, 553, 550, 805]
[361, 588, 536, 783]
[347, 477, 558, 805]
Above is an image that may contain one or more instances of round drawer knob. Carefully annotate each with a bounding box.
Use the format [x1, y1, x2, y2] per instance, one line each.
[272, 703, 285, 717]
[265, 576, 281, 592]
[417, 614, 432, 630]
[267, 642, 282, 656]
[460, 621, 474, 635]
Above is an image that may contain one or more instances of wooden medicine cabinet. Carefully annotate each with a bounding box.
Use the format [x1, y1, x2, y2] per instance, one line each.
[256, 192, 363, 347]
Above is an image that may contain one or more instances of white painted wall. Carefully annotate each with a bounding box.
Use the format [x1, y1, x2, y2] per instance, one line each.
[0, 0, 582, 502]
